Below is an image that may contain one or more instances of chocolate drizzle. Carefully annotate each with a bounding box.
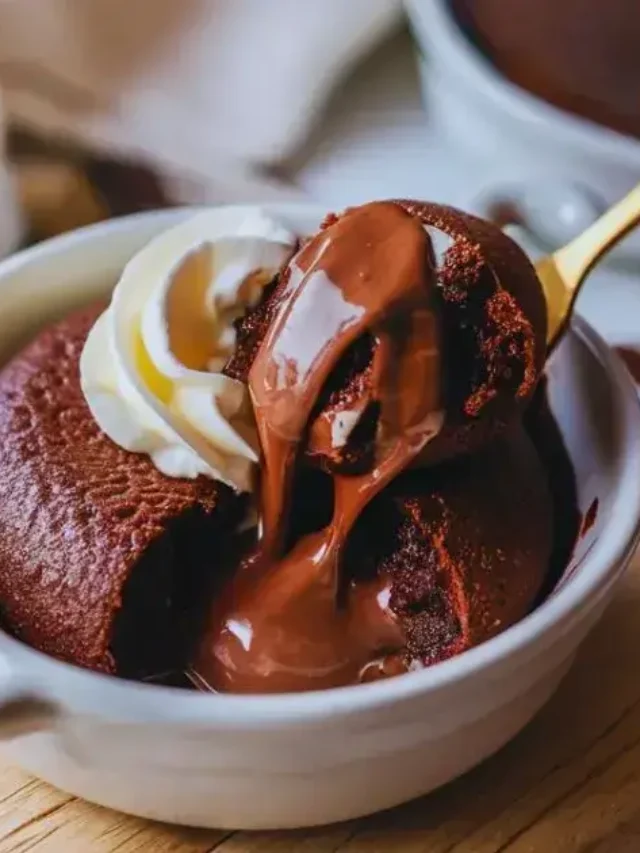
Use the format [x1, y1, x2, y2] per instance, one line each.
[193, 202, 443, 692]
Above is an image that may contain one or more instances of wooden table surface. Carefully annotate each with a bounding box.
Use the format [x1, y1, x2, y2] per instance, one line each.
[1, 547, 640, 853]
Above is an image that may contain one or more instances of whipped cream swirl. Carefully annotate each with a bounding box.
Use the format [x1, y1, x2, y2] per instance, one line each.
[80, 207, 296, 492]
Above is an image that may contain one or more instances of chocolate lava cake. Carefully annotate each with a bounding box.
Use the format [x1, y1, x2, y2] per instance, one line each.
[0, 199, 575, 690]
[0, 305, 241, 677]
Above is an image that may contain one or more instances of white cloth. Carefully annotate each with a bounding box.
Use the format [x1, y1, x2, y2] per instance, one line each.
[0, 93, 22, 256]
[0, 0, 402, 205]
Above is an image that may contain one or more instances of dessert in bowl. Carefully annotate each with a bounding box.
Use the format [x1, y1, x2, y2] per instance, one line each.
[405, 0, 640, 264]
[0, 201, 636, 829]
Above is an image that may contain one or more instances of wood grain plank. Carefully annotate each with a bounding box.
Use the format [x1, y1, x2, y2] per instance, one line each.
[0, 770, 72, 848]
[211, 828, 355, 852]
[494, 732, 640, 851]
[0, 794, 228, 853]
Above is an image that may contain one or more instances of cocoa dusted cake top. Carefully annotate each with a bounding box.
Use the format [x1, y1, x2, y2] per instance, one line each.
[0, 200, 577, 694]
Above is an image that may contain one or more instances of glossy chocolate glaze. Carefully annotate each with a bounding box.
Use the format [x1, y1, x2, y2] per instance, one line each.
[226, 200, 547, 474]
[193, 202, 443, 692]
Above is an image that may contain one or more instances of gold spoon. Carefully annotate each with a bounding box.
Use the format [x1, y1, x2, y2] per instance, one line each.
[536, 183, 640, 350]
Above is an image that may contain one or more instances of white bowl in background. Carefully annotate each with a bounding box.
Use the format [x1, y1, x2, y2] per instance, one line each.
[405, 0, 640, 263]
[0, 207, 637, 829]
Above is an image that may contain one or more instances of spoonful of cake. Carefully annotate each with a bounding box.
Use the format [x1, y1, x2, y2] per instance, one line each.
[538, 183, 640, 350]
[191, 190, 640, 695]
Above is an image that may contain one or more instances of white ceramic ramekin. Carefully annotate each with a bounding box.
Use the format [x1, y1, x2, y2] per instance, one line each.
[405, 0, 640, 262]
[0, 206, 638, 830]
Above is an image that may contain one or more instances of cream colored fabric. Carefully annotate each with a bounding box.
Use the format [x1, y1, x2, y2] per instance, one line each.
[0, 93, 22, 256]
[0, 0, 401, 204]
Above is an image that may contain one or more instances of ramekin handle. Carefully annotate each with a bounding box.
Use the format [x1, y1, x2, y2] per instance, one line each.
[0, 656, 58, 738]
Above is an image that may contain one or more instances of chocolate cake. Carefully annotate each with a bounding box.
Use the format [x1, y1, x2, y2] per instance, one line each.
[194, 423, 555, 693]
[0, 305, 241, 677]
[350, 427, 553, 673]
[0, 200, 577, 694]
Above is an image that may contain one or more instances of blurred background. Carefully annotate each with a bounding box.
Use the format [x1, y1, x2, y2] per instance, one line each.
[0, 0, 639, 345]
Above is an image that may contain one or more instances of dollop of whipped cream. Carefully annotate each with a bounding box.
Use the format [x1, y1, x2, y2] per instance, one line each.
[80, 206, 296, 492]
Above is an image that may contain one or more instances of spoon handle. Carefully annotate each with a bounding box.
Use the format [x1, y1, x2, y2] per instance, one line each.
[552, 183, 640, 289]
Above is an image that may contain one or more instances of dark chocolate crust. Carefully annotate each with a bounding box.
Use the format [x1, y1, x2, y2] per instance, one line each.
[0, 305, 238, 675]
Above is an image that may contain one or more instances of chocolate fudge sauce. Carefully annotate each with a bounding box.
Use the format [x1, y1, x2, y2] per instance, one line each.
[193, 202, 443, 692]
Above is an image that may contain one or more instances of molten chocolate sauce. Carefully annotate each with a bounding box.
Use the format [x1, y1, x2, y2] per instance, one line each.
[193, 202, 443, 692]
